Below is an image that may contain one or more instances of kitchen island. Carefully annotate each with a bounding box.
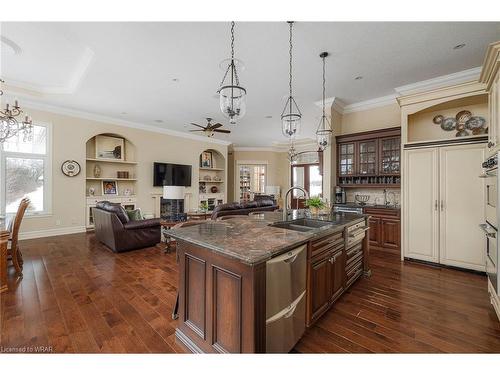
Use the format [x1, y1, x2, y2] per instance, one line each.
[168, 211, 370, 353]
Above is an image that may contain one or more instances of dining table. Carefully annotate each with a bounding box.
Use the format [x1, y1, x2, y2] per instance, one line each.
[0, 218, 8, 293]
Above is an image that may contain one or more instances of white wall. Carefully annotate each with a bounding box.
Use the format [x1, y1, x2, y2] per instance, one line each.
[14, 107, 228, 238]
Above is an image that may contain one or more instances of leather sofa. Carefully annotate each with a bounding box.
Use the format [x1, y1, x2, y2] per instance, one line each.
[93, 201, 161, 252]
[211, 199, 278, 220]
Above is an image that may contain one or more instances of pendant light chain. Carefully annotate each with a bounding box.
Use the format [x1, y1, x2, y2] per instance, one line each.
[322, 54, 326, 119]
[217, 21, 246, 124]
[289, 21, 293, 99]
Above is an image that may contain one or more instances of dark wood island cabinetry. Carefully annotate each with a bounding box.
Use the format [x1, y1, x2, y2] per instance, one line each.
[169, 212, 370, 353]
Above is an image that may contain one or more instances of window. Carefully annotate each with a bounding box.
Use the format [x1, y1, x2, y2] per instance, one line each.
[291, 156, 323, 208]
[1, 123, 52, 216]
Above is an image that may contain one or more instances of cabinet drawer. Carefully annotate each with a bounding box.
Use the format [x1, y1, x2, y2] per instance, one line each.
[345, 259, 363, 287]
[346, 242, 362, 259]
[346, 251, 363, 273]
[364, 207, 400, 218]
[310, 232, 344, 258]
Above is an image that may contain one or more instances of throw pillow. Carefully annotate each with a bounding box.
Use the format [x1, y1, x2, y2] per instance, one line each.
[126, 208, 143, 221]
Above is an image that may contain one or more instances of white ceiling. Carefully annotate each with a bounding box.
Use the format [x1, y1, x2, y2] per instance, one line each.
[1, 22, 499, 146]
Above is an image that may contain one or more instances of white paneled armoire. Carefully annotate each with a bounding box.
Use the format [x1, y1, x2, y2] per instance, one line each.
[399, 81, 489, 272]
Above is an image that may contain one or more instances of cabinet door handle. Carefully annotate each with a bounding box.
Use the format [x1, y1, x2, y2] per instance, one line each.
[434, 200, 438, 211]
[441, 200, 444, 211]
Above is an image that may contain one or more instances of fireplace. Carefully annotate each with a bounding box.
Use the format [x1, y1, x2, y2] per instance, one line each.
[160, 198, 186, 221]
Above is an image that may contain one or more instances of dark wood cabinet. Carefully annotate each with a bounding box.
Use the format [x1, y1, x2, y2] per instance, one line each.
[336, 127, 401, 187]
[309, 253, 331, 322]
[364, 207, 400, 253]
[381, 218, 400, 250]
[306, 221, 368, 327]
[379, 136, 401, 175]
[358, 139, 378, 175]
[338, 142, 356, 176]
[368, 216, 382, 247]
[329, 250, 345, 302]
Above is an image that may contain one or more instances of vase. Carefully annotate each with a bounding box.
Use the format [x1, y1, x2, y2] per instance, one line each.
[94, 164, 101, 178]
[309, 207, 319, 215]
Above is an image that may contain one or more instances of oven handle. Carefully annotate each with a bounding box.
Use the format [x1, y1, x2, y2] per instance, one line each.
[479, 223, 497, 238]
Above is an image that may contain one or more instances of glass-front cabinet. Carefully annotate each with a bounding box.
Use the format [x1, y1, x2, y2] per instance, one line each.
[338, 142, 355, 176]
[358, 140, 377, 175]
[336, 127, 401, 187]
[380, 136, 400, 175]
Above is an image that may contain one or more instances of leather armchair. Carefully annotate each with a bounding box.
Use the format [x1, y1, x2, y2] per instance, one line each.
[94, 201, 161, 252]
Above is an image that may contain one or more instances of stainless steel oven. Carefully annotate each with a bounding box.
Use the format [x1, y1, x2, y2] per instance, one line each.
[480, 153, 499, 295]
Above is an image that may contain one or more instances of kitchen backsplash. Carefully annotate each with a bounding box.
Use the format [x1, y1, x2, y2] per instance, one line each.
[345, 188, 400, 206]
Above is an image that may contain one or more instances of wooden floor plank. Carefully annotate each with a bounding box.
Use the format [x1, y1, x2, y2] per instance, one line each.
[1, 232, 499, 353]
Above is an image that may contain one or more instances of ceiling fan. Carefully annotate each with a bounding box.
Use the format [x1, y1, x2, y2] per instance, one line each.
[189, 118, 231, 137]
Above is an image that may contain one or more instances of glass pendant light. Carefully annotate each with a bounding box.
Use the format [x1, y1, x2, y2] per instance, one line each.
[281, 21, 301, 138]
[218, 21, 246, 125]
[316, 52, 333, 150]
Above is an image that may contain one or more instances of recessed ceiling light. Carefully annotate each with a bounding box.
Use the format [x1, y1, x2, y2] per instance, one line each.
[453, 43, 466, 50]
[154, 120, 163, 123]
[121, 112, 127, 115]
[172, 78, 179, 82]
[354, 76, 363, 80]
[265, 115, 273, 119]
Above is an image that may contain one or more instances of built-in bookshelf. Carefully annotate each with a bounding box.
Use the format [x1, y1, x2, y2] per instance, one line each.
[85, 134, 137, 229]
[198, 150, 226, 211]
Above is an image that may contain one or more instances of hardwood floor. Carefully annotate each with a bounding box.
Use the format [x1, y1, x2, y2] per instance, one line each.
[1, 232, 499, 353]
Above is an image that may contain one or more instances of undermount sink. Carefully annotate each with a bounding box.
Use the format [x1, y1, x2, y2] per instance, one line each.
[288, 218, 330, 228]
[269, 218, 330, 232]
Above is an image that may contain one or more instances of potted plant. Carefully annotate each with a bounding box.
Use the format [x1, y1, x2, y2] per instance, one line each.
[305, 197, 326, 215]
[199, 202, 209, 213]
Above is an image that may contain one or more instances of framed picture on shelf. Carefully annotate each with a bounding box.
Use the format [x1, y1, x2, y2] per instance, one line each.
[95, 135, 125, 161]
[102, 180, 119, 196]
[200, 151, 213, 168]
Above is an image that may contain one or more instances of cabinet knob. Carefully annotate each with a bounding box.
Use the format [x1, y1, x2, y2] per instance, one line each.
[488, 141, 495, 148]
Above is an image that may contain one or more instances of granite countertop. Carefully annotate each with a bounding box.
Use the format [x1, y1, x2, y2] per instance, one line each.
[168, 210, 366, 266]
[334, 202, 400, 210]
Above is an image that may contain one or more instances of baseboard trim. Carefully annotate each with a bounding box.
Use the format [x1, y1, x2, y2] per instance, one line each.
[175, 329, 203, 354]
[404, 257, 486, 275]
[488, 279, 500, 322]
[20, 226, 87, 240]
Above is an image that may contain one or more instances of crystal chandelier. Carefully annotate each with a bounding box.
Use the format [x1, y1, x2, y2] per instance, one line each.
[281, 21, 302, 138]
[0, 79, 33, 143]
[287, 139, 297, 164]
[218, 21, 246, 125]
[316, 52, 333, 150]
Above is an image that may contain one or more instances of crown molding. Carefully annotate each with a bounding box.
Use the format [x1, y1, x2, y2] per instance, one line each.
[479, 41, 500, 90]
[316, 96, 346, 114]
[342, 94, 397, 114]
[232, 147, 277, 152]
[394, 66, 481, 97]
[6, 95, 232, 146]
[3, 47, 95, 95]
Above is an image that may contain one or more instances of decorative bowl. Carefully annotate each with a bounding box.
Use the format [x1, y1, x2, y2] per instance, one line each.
[355, 194, 370, 205]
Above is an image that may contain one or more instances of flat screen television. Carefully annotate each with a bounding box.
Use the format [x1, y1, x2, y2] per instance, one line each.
[153, 162, 192, 187]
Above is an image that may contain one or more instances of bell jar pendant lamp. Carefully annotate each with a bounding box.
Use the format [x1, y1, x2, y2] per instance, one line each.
[316, 52, 333, 150]
[218, 21, 246, 125]
[281, 21, 302, 138]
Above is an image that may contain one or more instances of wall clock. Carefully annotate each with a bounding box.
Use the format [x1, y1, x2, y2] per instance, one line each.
[61, 160, 81, 177]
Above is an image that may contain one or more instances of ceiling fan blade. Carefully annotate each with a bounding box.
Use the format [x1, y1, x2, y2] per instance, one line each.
[189, 129, 205, 132]
[190, 123, 207, 129]
[213, 129, 231, 133]
[211, 123, 223, 129]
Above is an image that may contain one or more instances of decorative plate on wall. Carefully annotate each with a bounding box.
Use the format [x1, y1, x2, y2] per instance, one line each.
[465, 116, 486, 130]
[61, 160, 81, 177]
[440, 117, 457, 131]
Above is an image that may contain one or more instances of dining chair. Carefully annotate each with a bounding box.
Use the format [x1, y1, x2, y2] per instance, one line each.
[8, 198, 30, 277]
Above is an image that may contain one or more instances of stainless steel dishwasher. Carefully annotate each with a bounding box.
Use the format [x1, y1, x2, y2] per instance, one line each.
[265, 244, 307, 353]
